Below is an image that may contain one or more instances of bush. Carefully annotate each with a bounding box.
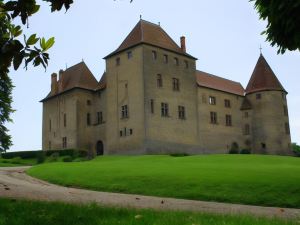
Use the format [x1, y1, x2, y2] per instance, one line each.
[229, 142, 239, 154]
[36, 152, 46, 164]
[240, 149, 251, 154]
[2, 151, 39, 159]
[10, 157, 22, 164]
[48, 152, 60, 162]
[292, 143, 300, 157]
[170, 153, 189, 157]
[2, 149, 88, 159]
[62, 156, 73, 162]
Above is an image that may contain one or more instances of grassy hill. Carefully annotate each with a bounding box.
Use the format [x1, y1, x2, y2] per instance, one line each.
[27, 154, 300, 208]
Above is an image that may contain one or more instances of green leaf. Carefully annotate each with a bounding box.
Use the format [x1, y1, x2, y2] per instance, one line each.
[43, 37, 55, 51]
[27, 34, 39, 46]
[13, 53, 24, 70]
[40, 37, 46, 50]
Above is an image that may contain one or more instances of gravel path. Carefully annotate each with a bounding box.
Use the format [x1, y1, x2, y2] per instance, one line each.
[0, 166, 299, 219]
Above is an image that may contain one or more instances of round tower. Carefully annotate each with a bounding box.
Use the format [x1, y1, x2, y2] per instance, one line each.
[244, 54, 291, 155]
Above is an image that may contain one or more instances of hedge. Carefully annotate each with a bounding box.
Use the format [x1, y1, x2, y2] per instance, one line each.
[1, 149, 87, 159]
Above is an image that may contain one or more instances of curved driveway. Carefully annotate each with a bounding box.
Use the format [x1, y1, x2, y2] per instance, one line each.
[0, 166, 299, 219]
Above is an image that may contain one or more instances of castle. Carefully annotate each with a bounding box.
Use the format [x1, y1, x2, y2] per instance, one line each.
[41, 20, 292, 155]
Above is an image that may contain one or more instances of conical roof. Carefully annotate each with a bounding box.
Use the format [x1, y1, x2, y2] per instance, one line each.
[104, 20, 196, 59]
[245, 54, 286, 94]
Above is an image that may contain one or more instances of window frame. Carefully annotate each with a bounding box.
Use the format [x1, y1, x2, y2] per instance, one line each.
[157, 74, 163, 88]
[210, 111, 217, 124]
[225, 114, 232, 126]
[172, 78, 180, 91]
[161, 103, 169, 117]
[209, 96, 216, 105]
[121, 105, 129, 119]
[178, 105, 186, 120]
[224, 99, 231, 108]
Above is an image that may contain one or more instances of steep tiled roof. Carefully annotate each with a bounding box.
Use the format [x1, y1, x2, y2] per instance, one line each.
[105, 20, 196, 59]
[97, 72, 107, 90]
[245, 54, 286, 94]
[196, 71, 245, 96]
[41, 62, 99, 102]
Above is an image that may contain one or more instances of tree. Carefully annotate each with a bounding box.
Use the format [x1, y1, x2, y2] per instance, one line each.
[251, 0, 300, 54]
[0, 0, 73, 153]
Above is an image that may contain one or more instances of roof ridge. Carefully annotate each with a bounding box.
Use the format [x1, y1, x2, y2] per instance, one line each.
[140, 19, 160, 27]
[197, 70, 242, 85]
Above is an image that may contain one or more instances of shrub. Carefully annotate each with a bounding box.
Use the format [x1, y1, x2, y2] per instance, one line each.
[36, 152, 46, 164]
[170, 153, 189, 157]
[240, 149, 251, 154]
[292, 143, 300, 157]
[2, 151, 39, 159]
[62, 156, 73, 162]
[229, 142, 239, 154]
[48, 152, 60, 162]
[10, 157, 22, 164]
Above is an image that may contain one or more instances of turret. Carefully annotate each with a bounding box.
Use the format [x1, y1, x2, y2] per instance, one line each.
[243, 54, 291, 155]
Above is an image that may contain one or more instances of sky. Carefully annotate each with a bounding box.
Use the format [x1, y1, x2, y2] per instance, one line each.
[6, 0, 300, 151]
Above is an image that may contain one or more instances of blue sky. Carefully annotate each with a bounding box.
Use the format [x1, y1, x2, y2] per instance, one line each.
[6, 0, 300, 151]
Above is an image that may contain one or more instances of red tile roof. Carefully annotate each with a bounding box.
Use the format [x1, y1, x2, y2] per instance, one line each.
[105, 20, 196, 59]
[196, 70, 245, 96]
[245, 54, 286, 94]
[41, 62, 99, 101]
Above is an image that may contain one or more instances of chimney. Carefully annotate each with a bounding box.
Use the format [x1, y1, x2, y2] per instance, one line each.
[51, 73, 58, 94]
[58, 69, 64, 92]
[180, 36, 186, 52]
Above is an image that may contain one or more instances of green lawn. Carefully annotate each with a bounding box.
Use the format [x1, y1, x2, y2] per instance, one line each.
[0, 198, 297, 225]
[28, 155, 300, 208]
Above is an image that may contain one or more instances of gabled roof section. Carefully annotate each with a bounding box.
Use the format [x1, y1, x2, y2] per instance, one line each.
[240, 97, 252, 110]
[245, 54, 286, 94]
[196, 71, 245, 96]
[97, 72, 107, 90]
[41, 62, 99, 102]
[61, 62, 98, 91]
[104, 20, 196, 59]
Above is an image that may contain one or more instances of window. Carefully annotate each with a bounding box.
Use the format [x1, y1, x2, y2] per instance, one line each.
[161, 103, 169, 117]
[97, 112, 103, 124]
[163, 54, 168, 64]
[62, 137, 67, 148]
[244, 124, 250, 135]
[244, 112, 249, 118]
[178, 106, 186, 120]
[152, 51, 157, 60]
[125, 83, 128, 89]
[261, 143, 266, 149]
[87, 113, 91, 126]
[209, 96, 216, 105]
[63, 113, 67, 127]
[150, 99, 154, 114]
[127, 51, 132, 59]
[224, 99, 231, 108]
[172, 78, 180, 91]
[121, 105, 129, 119]
[174, 57, 179, 66]
[285, 122, 290, 135]
[184, 60, 189, 68]
[87, 100, 91, 105]
[226, 114, 232, 126]
[157, 74, 163, 87]
[210, 112, 217, 124]
[116, 57, 120, 66]
[130, 129, 133, 135]
[49, 119, 51, 132]
[202, 94, 207, 104]
[283, 105, 288, 116]
[256, 93, 261, 99]
[120, 130, 123, 137]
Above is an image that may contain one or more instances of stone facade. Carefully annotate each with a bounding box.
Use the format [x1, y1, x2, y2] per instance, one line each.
[41, 20, 292, 155]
